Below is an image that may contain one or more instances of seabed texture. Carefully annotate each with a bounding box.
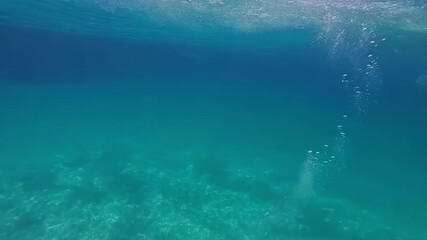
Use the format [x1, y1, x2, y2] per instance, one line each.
[0, 145, 415, 240]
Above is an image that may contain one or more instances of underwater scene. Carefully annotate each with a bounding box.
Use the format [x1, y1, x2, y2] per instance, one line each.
[0, 1, 426, 239]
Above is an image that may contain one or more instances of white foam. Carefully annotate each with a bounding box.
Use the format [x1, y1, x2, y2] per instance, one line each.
[71, 0, 426, 33]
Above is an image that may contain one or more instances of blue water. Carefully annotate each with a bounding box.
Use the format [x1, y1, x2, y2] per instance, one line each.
[1, 1, 427, 239]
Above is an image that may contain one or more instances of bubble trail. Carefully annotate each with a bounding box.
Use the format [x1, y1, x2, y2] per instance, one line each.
[295, 150, 317, 200]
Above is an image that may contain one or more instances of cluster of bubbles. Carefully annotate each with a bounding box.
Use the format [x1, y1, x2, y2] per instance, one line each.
[296, 118, 349, 201]
[316, 1, 386, 101]
[296, 1, 399, 200]
[295, 146, 337, 200]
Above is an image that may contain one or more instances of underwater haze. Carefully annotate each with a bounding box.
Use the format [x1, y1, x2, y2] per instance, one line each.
[0, 1, 427, 239]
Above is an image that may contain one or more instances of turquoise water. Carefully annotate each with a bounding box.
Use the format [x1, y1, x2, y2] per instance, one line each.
[1, 1, 427, 239]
